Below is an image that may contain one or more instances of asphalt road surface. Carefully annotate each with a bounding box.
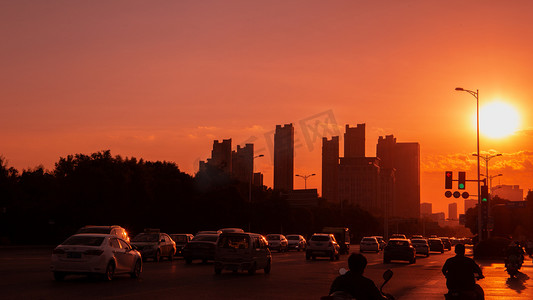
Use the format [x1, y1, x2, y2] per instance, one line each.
[1, 245, 532, 299]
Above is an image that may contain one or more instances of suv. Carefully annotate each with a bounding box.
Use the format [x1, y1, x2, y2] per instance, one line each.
[214, 232, 271, 275]
[306, 233, 340, 261]
[76, 225, 130, 242]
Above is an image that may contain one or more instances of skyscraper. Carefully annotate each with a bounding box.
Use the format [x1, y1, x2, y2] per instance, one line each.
[232, 144, 253, 184]
[420, 202, 432, 218]
[209, 139, 232, 173]
[322, 136, 339, 203]
[338, 157, 381, 214]
[344, 123, 365, 158]
[377, 135, 420, 219]
[274, 124, 294, 192]
[448, 202, 458, 220]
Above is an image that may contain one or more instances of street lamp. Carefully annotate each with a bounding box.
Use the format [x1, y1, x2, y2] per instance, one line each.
[481, 173, 503, 194]
[295, 173, 316, 190]
[248, 154, 264, 232]
[455, 87, 483, 240]
[473, 153, 502, 182]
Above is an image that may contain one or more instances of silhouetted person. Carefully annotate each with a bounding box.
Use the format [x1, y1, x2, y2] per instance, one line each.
[329, 253, 387, 299]
[442, 244, 484, 300]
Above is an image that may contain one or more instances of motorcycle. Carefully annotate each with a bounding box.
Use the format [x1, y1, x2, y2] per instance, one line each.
[321, 268, 394, 300]
[505, 254, 522, 278]
[444, 274, 484, 300]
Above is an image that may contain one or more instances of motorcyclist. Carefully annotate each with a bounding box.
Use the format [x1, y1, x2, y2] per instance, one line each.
[442, 244, 484, 300]
[329, 253, 388, 300]
[505, 241, 525, 266]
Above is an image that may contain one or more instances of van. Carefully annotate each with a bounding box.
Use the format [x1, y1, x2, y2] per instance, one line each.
[214, 232, 271, 275]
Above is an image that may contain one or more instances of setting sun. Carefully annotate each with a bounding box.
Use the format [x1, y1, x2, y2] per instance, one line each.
[478, 101, 520, 138]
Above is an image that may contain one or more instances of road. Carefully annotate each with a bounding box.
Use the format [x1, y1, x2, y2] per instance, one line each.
[1, 245, 532, 299]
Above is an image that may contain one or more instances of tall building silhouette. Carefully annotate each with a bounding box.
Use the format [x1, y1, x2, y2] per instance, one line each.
[322, 136, 339, 203]
[448, 202, 458, 220]
[344, 123, 365, 158]
[232, 144, 253, 184]
[274, 124, 294, 192]
[338, 156, 382, 214]
[377, 135, 420, 219]
[201, 139, 232, 173]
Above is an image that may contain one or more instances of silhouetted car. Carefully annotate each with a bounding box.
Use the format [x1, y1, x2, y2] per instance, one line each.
[170, 234, 194, 256]
[306, 233, 340, 261]
[440, 237, 452, 251]
[411, 238, 430, 257]
[391, 234, 407, 239]
[428, 238, 445, 253]
[360, 237, 380, 253]
[286, 234, 307, 251]
[383, 239, 416, 264]
[182, 233, 220, 264]
[51, 234, 142, 281]
[130, 230, 176, 262]
[266, 234, 289, 252]
[373, 236, 386, 250]
[76, 225, 130, 242]
[214, 232, 271, 275]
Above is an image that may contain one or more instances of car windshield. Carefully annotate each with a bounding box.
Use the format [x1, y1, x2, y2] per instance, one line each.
[388, 240, 408, 247]
[311, 235, 330, 242]
[132, 233, 159, 242]
[62, 236, 105, 246]
[76, 227, 111, 234]
[218, 235, 249, 249]
[429, 240, 441, 244]
[192, 235, 218, 242]
[363, 238, 376, 242]
[287, 236, 299, 240]
[267, 235, 280, 240]
[171, 235, 188, 243]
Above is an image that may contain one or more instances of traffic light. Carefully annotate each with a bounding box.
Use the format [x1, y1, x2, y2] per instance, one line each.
[458, 172, 466, 189]
[445, 171, 453, 189]
[480, 185, 489, 202]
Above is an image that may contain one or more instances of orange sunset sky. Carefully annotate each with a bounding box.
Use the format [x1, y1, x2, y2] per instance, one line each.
[2, 1, 533, 217]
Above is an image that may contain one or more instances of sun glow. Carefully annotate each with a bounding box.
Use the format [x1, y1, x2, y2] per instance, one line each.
[477, 101, 520, 138]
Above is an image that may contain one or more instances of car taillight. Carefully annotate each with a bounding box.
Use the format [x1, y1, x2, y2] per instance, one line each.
[84, 249, 104, 256]
[53, 248, 65, 255]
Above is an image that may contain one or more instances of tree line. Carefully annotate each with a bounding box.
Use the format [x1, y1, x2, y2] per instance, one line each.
[0, 150, 385, 245]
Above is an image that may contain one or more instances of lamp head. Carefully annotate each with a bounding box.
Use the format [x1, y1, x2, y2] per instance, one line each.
[455, 87, 464, 91]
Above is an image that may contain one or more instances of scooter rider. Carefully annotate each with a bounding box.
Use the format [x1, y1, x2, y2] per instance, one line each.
[442, 244, 484, 300]
[329, 253, 388, 300]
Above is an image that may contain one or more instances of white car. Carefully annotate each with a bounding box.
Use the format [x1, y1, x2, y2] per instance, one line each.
[51, 234, 142, 281]
[286, 234, 307, 251]
[266, 234, 289, 252]
[306, 233, 340, 261]
[360, 237, 380, 253]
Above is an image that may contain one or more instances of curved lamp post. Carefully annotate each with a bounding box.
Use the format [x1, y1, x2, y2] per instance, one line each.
[295, 173, 316, 190]
[455, 87, 483, 240]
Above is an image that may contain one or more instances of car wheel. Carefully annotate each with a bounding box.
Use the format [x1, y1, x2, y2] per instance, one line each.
[130, 260, 142, 278]
[306, 253, 311, 261]
[384, 258, 390, 264]
[312, 256, 316, 260]
[426, 253, 430, 258]
[202, 259, 208, 264]
[103, 262, 115, 281]
[330, 253, 335, 261]
[264, 259, 271, 274]
[169, 253, 174, 262]
[441, 250, 444, 254]
[410, 257, 416, 264]
[53, 271, 66, 281]
[248, 263, 257, 275]
[185, 257, 192, 264]
[336, 253, 340, 260]
[155, 250, 161, 262]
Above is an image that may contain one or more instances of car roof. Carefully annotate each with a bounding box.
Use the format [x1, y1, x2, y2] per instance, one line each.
[388, 238, 409, 241]
[70, 233, 112, 238]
